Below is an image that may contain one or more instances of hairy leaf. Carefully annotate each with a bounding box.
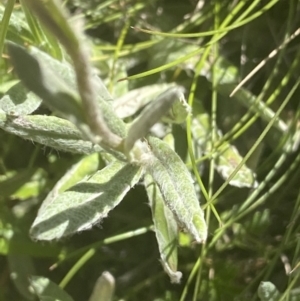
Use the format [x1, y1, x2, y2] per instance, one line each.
[0, 82, 41, 116]
[113, 83, 176, 119]
[145, 136, 207, 243]
[145, 174, 181, 283]
[0, 111, 101, 154]
[30, 161, 142, 240]
[125, 86, 186, 154]
[28, 44, 126, 139]
[7, 42, 85, 126]
[29, 46, 113, 103]
[54, 153, 99, 193]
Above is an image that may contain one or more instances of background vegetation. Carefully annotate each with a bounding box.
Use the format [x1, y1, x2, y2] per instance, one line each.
[1, 0, 300, 300]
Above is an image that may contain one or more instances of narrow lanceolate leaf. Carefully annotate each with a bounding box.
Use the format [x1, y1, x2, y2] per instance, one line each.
[258, 282, 281, 301]
[145, 136, 207, 243]
[29, 45, 126, 139]
[125, 86, 186, 154]
[0, 82, 41, 116]
[7, 42, 85, 126]
[113, 83, 176, 119]
[20, 0, 124, 149]
[28, 46, 114, 103]
[29, 276, 74, 301]
[30, 161, 142, 240]
[0, 111, 101, 154]
[144, 174, 182, 283]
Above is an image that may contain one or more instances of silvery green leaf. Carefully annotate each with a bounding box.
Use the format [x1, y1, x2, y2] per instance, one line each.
[28, 45, 126, 139]
[0, 111, 125, 160]
[55, 153, 99, 193]
[258, 282, 281, 301]
[29, 46, 114, 103]
[30, 161, 142, 240]
[7, 42, 85, 126]
[144, 174, 181, 283]
[125, 87, 185, 154]
[29, 276, 74, 301]
[88, 271, 115, 301]
[113, 83, 176, 119]
[41, 153, 99, 209]
[0, 111, 101, 154]
[145, 136, 207, 243]
[0, 82, 41, 116]
[29, 46, 76, 90]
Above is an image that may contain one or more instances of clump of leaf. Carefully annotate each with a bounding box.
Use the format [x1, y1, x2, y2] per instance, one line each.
[2, 0, 207, 286]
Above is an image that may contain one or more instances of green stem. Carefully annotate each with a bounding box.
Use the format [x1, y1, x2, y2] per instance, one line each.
[0, 0, 15, 57]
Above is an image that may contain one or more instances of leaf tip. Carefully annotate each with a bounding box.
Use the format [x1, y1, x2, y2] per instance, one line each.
[192, 213, 208, 243]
